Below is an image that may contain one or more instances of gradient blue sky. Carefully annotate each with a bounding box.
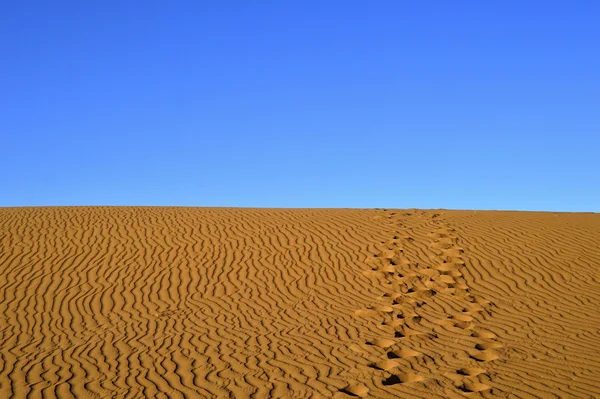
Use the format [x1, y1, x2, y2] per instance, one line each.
[1, 1, 598, 211]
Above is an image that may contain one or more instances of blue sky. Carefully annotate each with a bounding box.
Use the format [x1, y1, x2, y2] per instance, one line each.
[1, 1, 598, 211]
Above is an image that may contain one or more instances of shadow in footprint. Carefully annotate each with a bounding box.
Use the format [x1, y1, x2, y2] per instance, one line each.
[383, 373, 424, 386]
[382, 375, 402, 386]
[394, 331, 407, 338]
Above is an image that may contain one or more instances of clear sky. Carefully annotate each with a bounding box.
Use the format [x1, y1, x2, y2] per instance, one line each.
[1, 1, 598, 211]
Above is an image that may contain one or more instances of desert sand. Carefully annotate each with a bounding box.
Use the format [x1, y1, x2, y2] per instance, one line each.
[0, 207, 598, 398]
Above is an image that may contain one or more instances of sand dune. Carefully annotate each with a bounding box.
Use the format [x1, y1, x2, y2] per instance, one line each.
[0, 207, 598, 398]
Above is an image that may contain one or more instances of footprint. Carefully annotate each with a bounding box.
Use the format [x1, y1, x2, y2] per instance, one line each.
[443, 248, 465, 257]
[382, 265, 401, 274]
[424, 280, 446, 291]
[435, 319, 454, 328]
[396, 257, 414, 266]
[406, 289, 435, 300]
[365, 257, 389, 268]
[475, 342, 503, 350]
[367, 338, 396, 348]
[398, 308, 420, 317]
[340, 383, 369, 397]
[393, 296, 419, 305]
[387, 347, 422, 358]
[437, 286, 459, 295]
[463, 303, 484, 313]
[436, 263, 461, 272]
[436, 318, 474, 330]
[470, 296, 492, 306]
[468, 349, 501, 362]
[417, 268, 440, 278]
[450, 289, 472, 299]
[382, 240, 404, 250]
[393, 330, 409, 339]
[430, 242, 454, 250]
[383, 319, 406, 328]
[451, 314, 474, 322]
[427, 232, 447, 239]
[370, 359, 401, 371]
[392, 301, 420, 312]
[382, 373, 424, 385]
[378, 250, 397, 259]
[434, 237, 459, 246]
[393, 328, 423, 339]
[436, 275, 456, 284]
[454, 320, 475, 330]
[471, 330, 496, 339]
[460, 381, 491, 393]
[457, 367, 487, 376]
[398, 271, 419, 279]
[370, 305, 394, 313]
[448, 269, 463, 277]
[383, 292, 403, 300]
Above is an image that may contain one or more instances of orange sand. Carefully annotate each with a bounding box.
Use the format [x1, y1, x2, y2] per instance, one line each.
[0, 207, 598, 398]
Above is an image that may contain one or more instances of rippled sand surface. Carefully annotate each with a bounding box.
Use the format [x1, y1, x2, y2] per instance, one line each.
[1, 207, 598, 398]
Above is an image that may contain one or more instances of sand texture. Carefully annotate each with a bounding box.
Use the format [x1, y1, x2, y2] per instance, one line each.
[0, 207, 599, 398]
